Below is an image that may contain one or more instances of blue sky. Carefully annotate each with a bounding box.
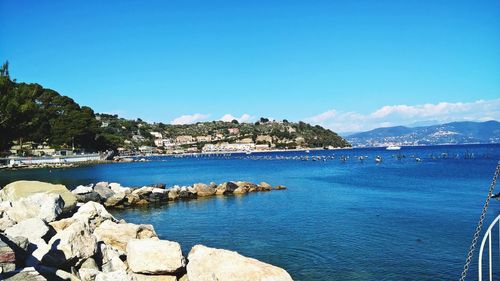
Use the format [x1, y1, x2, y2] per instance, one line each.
[1, 0, 499, 132]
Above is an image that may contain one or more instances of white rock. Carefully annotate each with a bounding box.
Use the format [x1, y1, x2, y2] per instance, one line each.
[109, 183, 132, 195]
[187, 245, 293, 281]
[6, 193, 64, 223]
[47, 220, 97, 266]
[99, 243, 127, 273]
[5, 218, 49, 242]
[72, 184, 94, 195]
[94, 220, 157, 252]
[74, 201, 116, 229]
[127, 238, 185, 274]
[152, 188, 168, 194]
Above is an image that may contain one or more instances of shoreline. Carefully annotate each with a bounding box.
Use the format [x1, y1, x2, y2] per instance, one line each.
[0, 180, 293, 280]
[1, 143, 498, 171]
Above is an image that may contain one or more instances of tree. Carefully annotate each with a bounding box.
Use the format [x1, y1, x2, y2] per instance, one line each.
[0, 61, 9, 78]
[231, 119, 239, 124]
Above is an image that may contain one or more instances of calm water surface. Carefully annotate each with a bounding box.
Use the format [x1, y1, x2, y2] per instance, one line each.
[1, 144, 500, 280]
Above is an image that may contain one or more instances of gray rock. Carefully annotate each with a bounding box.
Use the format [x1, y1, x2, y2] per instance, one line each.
[0, 234, 29, 268]
[94, 184, 114, 200]
[75, 191, 103, 203]
[0, 240, 16, 273]
[104, 192, 127, 208]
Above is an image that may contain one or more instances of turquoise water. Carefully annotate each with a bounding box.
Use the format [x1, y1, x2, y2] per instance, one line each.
[1, 144, 500, 280]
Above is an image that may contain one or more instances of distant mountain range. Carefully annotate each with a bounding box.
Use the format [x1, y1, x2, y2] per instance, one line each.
[346, 121, 500, 147]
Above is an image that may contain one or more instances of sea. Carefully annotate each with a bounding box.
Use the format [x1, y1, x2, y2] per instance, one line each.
[1, 144, 500, 281]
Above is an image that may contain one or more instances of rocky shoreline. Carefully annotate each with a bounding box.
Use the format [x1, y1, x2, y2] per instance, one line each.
[0, 180, 293, 280]
[72, 180, 287, 209]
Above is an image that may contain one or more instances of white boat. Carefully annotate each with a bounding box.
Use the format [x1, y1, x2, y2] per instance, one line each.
[386, 145, 401, 151]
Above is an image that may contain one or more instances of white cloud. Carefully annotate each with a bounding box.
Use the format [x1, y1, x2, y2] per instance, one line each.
[304, 99, 500, 133]
[170, 113, 210, 125]
[219, 113, 254, 123]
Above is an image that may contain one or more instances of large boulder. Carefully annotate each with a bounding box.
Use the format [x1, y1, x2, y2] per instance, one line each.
[94, 183, 114, 200]
[4, 218, 49, 243]
[232, 187, 248, 195]
[187, 245, 293, 281]
[131, 186, 154, 198]
[108, 183, 132, 195]
[215, 182, 238, 195]
[51, 201, 116, 232]
[46, 220, 97, 267]
[75, 201, 116, 227]
[0, 181, 76, 213]
[103, 192, 127, 208]
[75, 192, 103, 204]
[168, 188, 179, 201]
[127, 238, 185, 274]
[94, 220, 157, 252]
[193, 183, 216, 197]
[5, 193, 64, 223]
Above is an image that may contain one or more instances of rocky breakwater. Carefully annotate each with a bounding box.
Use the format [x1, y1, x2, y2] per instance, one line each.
[0, 180, 293, 280]
[72, 181, 286, 209]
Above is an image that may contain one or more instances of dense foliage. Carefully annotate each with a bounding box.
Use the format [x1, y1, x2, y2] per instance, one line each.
[97, 115, 351, 150]
[0, 62, 111, 152]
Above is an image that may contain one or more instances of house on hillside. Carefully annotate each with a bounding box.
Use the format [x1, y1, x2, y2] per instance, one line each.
[176, 135, 193, 144]
[196, 135, 212, 142]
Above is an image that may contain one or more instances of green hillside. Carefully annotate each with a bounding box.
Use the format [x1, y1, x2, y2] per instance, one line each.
[0, 62, 350, 155]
